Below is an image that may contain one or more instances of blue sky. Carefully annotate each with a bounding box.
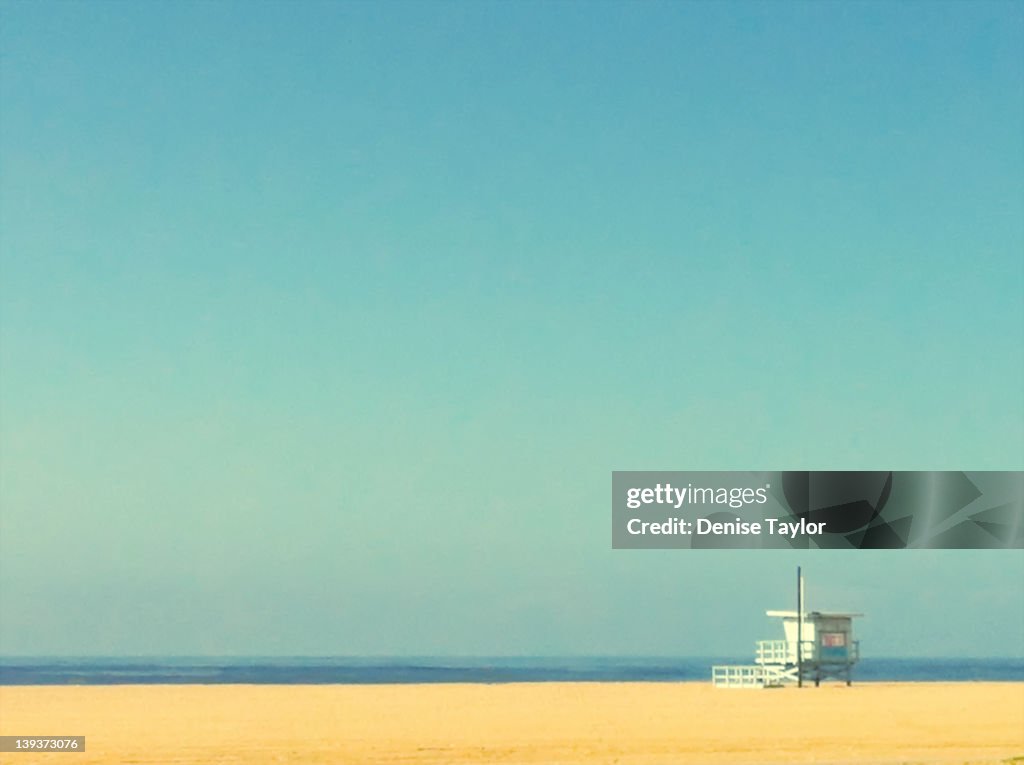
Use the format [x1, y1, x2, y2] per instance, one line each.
[1, 1, 1022, 657]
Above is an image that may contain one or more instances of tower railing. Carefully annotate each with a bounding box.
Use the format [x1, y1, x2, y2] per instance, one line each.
[754, 639, 860, 665]
[755, 639, 814, 664]
[711, 665, 764, 688]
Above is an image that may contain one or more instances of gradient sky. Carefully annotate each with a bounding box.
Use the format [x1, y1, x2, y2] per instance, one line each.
[1, 1, 1022, 658]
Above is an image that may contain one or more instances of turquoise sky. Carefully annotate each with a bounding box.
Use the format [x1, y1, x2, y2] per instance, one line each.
[1, 1, 1022, 657]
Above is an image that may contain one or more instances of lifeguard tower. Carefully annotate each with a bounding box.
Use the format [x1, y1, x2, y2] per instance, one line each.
[712, 568, 862, 688]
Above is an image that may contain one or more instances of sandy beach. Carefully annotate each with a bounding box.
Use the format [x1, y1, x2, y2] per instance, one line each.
[1, 682, 1022, 764]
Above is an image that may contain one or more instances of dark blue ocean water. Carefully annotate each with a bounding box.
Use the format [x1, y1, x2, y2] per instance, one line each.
[1, 656, 1022, 685]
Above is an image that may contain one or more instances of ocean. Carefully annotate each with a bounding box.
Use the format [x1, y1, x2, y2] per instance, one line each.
[1, 656, 1022, 685]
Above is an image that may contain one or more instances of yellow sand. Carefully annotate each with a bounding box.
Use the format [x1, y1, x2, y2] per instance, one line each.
[1, 682, 1022, 764]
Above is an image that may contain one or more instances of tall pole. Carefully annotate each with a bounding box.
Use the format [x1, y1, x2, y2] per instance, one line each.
[797, 566, 803, 688]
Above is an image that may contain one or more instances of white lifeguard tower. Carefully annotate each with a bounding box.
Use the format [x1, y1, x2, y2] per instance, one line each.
[712, 568, 862, 688]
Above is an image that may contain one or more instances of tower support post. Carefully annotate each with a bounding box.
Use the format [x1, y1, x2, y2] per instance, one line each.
[797, 566, 803, 688]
